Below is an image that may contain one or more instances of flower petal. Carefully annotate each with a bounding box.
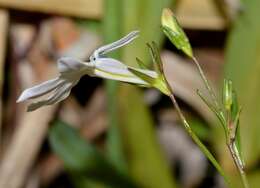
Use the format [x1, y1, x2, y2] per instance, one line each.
[27, 82, 73, 112]
[94, 58, 151, 85]
[16, 78, 63, 103]
[91, 31, 139, 60]
[57, 57, 92, 74]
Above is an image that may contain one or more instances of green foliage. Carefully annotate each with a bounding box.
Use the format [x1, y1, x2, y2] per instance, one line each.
[49, 120, 138, 188]
[122, 0, 174, 66]
[118, 86, 176, 188]
[103, 0, 127, 174]
[117, 1, 177, 188]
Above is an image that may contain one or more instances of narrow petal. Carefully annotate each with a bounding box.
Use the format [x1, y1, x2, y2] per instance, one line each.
[57, 57, 92, 74]
[91, 31, 139, 60]
[17, 78, 63, 103]
[27, 82, 73, 112]
[94, 58, 149, 85]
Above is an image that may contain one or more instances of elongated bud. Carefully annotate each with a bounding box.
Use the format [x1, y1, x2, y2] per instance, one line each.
[161, 8, 193, 58]
[223, 79, 233, 111]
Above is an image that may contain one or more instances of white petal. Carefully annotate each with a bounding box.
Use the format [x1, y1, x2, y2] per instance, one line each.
[17, 78, 63, 103]
[27, 82, 73, 112]
[57, 57, 92, 74]
[94, 58, 158, 85]
[91, 31, 139, 60]
[94, 58, 148, 85]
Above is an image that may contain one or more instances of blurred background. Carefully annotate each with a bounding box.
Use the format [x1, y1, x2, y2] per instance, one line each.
[0, 0, 259, 188]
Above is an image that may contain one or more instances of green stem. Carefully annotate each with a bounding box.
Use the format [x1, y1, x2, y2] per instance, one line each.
[227, 114, 249, 188]
[227, 143, 249, 188]
[158, 51, 229, 184]
[192, 57, 222, 112]
[168, 93, 230, 185]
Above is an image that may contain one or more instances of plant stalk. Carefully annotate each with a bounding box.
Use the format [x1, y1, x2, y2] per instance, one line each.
[168, 93, 230, 185]
[192, 57, 222, 112]
[227, 113, 249, 188]
[227, 142, 249, 188]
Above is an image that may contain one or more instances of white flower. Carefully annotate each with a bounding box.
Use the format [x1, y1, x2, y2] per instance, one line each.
[17, 31, 158, 111]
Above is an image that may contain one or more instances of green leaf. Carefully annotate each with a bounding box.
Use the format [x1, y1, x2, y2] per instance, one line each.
[48, 121, 138, 188]
[71, 175, 109, 188]
[188, 117, 210, 140]
[161, 8, 193, 58]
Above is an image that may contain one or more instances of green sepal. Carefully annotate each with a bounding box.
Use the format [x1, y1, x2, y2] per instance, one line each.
[147, 42, 164, 74]
[136, 58, 149, 69]
[128, 67, 170, 96]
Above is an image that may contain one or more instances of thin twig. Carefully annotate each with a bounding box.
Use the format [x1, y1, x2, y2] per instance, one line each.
[168, 93, 229, 185]
[192, 57, 221, 111]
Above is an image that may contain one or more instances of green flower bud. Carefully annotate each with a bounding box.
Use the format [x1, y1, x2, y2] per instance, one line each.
[161, 8, 193, 58]
[223, 79, 233, 111]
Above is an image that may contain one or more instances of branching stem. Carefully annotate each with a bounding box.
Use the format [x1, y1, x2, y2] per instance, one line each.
[192, 56, 249, 188]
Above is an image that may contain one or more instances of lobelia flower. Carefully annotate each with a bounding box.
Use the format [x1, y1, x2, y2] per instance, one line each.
[17, 31, 160, 112]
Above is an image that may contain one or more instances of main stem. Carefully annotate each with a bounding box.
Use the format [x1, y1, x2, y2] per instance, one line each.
[227, 114, 249, 188]
[227, 143, 249, 188]
[168, 93, 229, 185]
